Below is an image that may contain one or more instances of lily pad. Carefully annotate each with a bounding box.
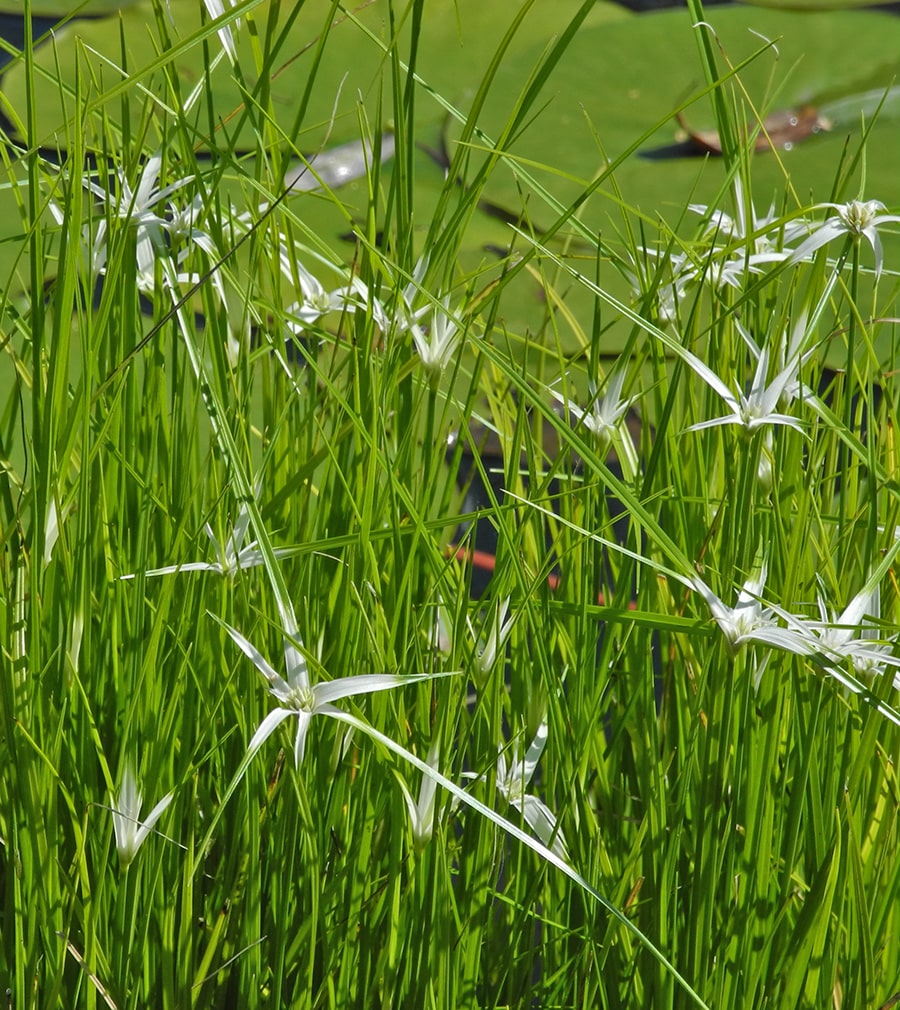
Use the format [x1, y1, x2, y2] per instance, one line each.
[0, 0, 626, 287]
[0, 0, 895, 351]
[437, 6, 900, 349]
[739, 0, 899, 9]
[0, 0, 627, 150]
[447, 6, 900, 210]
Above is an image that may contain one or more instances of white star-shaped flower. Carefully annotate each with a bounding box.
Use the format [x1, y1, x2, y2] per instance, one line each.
[789, 199, 900, 278]
[216, 613, 454, 768]
[493, 722, 567, 860]
[681, 340, 804, 434]
[691, 563, 775, 653]
[120, 500, 293, 580]
[280, 248, 369, 331]
[85, 153, 193, 288]
[110, 765, 174, 869]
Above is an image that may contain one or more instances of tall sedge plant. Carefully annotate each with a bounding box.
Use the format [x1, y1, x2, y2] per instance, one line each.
[2, 0, 899, 1007]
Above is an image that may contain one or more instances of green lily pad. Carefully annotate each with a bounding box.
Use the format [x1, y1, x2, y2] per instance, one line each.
[0, 0, 627, 150]
[0, 0, 626, 287]
[739, 0, 898, 9]
[438, 6, 899, 349]
[0, 0, 895, 351]
[448, 6, 900, 209]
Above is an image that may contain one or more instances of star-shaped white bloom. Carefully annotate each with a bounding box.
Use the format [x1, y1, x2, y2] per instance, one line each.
[366, 257, 470, 377]
[395, 736, 443, 852]
[494, 722, 567, 860]
[165, 193, 215, 252]
[789, 199, 900, 278]
[110, 765, 174, 869]
[549, 369, 633, 445]
[548, 366, 641, 478]
[85, 153, 192, 226]
[688, 563, 828, 663]
[642, 243, 781, 296]
[216, 614, 453, 767]
[626, 249, 692, 326]
[365, 255, 431, 336]
[280, 248, 369, 331]
[467, 596, 515, 679]
[691, 562, 900, 723]
[696, 249, 786, 291]
[85, 153, 193, 287]
[157, 193, 232, 317]
[681, 339, 805, 434]
[409, 296, 468, 379]
[691, 563, 776, 653]
[120, 501, 293, 580]
[689, 177, 789, 258]
[788, 585, 900, 679]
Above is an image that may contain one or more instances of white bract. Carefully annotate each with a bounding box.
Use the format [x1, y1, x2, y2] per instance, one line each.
[655, 281, 686, 326]
[202, 0, 242, 63]
[789, 585, 900, 679]
[681, 339, 805, 434]
[410, 295, 468, 378]
[689, 177, 794, 260]
[626, 249, 691, 325]
[85, 153, 193, 289]
[549, 368, 631, 444]
[44, 498, 60, 567]
[746, 313, 816, 411]
[165, 193, 226, 291]
[494, 722, 567, 860]
[366, 255, 431, 336]
[691, 565, 900, 717]
[368, 257, 468, 377]
[548, 365, 641, 478]
[468, 596, 515, 679]
[395, 736, 442, 851]
[691, 177, 774, 242]
[687, 563, 828, 664]
[789, 199, 900, 278]
[120, 501, 293, 580]
[110, 765, 174, 869]
[430, 596, 453, 655]
[691, 563, 776, 653]
[697, 249, 785, 291]
[216, 613, 452, 768]
[281, 249, 369, 331]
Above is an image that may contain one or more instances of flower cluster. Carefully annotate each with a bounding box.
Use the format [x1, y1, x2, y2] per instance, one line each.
[632, 183, 898, 325]
[82, 151, 479, 382]
[691, 565, 900, 712]
[83, 153, 196, 292]
[368, 256, 472, 378]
